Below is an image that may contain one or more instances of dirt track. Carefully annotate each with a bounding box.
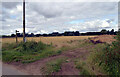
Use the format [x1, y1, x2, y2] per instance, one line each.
[7, 45, 93, 75]
[3, 35, 115, 75]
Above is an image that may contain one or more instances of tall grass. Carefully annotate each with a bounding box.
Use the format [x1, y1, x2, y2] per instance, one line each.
[89, 31, 120, 76]
[74, 60, 93, 75]
[2, 41, 62, 63]
[100, 32, 120, 75]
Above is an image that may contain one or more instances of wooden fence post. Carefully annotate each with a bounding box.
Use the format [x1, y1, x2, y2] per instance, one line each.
[16, 30, 19, 43]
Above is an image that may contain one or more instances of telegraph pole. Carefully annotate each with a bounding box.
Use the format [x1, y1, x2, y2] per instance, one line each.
[23, 0, 26, 42]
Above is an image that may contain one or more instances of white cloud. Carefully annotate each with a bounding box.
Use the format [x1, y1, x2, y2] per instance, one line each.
[40, 30, 48, 34]
[1, 2, 118, 35]
[65, 19, 116, 32]
[69, 28, 77, 31]
[53, 30, 59, 32]
[101, 20, 110, 28]
[16, 5, 22, 11]
[10, 10, 15, 13]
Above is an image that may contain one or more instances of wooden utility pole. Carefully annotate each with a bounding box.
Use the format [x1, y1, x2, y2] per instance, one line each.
[15, 30, 19, 43]
[23, 0, 26, 42]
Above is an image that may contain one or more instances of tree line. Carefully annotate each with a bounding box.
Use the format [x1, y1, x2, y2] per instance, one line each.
[2, 29, 118, 38]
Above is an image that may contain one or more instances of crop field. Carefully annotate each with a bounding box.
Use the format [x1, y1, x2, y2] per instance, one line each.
[1, 36, 96, 43]
[1, 36, 96, 48]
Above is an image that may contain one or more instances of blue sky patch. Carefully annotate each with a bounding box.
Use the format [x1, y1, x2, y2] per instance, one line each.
[10, 15, 17, 19]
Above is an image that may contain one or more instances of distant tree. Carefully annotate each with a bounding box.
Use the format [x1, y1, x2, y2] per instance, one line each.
[68, 32, 74, 36]
[74, 31, 79, 36]
[52, 32, 59, 36]
[31, 33, 34, 37]
[107, 30, 110, 35]
[43, 34, 48, 37]
[111, 29, 114, 33]
[101, 29, 107, 34]
[35, 34, 41, 37]
[64, 32, 68, 36]
[110, 29, 114, 35]
[11, 34, 15, 37]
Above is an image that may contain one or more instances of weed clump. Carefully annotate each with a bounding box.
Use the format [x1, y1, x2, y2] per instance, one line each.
[2, 41, 61, 63]
[41, 57, 67, 75]
[15, 41, 47, 53]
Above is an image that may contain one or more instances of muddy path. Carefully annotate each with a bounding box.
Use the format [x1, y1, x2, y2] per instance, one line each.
[51, 45, 94, 75]
[5, 45, 93, 75]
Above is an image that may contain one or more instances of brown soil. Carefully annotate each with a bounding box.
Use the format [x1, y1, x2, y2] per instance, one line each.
[52, 62, 79, 75]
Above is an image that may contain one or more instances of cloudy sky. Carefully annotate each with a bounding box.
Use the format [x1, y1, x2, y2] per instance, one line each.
[1, 1, 118, 35]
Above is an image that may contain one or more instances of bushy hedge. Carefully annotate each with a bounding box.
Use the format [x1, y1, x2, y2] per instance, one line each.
[99, 30, 120, 75]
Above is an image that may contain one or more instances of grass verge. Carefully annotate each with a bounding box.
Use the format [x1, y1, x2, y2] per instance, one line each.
[87, 39, 120, 76]
[86, 43, 107, 75]
[2, 41, 62, 63]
